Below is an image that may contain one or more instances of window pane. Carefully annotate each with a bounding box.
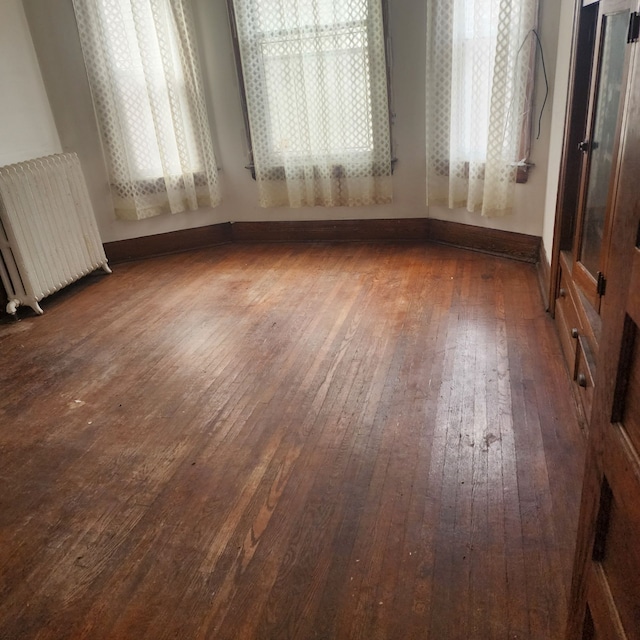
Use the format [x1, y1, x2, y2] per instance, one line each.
[261, 25, 374, 157]
[580, 10, 629, 278]
[255, 0, 368, 33]
[453, 0, 497, 162]
[232, 0, 392, 207]
[97, 0, 203, 180]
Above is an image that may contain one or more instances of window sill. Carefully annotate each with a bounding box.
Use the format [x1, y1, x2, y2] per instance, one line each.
[244, 158, 398, 181]
[432, 160, 534, 184]
[516, 163, 533, 184]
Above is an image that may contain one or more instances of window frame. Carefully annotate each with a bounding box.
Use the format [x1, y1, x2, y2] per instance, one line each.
[226, 0, 396, 179]
[426, 3, 538, 186]
[97, 0, 208, 184]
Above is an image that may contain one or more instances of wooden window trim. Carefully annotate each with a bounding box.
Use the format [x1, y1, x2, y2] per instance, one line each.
[225, 0, 395, 179]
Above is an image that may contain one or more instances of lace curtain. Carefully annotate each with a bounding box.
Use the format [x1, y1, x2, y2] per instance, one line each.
[426, 0, 538, 217]
[73, 0, 220, 220]
[231, 0, 392, 208]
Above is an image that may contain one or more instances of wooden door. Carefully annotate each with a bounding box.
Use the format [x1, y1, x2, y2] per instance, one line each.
[566, 29, 640, 640]
[573, 0, 638, 312]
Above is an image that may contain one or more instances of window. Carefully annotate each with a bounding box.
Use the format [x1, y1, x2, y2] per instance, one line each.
[73, 0, 220, 220]
[455, 4, 497, 164]
[425, 0, 538, 216]
[229, 0, 393, 208]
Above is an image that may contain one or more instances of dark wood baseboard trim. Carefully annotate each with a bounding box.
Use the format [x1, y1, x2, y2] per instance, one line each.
[426, 219, 541, 263]
[101, 218, 541, 266]
[104, 222, 232, 263]
[231, 218, 431, 244]
[537, 242, 551, 311]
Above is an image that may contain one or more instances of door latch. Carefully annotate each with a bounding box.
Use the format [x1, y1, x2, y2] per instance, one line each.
[578, 140, 590, 153]
[597, 271, 607, 296]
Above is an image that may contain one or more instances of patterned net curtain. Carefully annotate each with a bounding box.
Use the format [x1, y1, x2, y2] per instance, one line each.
[232, 0, 393, 208]
[73, 0, 220, 220]
[426, 0, 538, 217]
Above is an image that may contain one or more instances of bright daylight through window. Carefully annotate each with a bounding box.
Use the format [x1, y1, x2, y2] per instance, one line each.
[73, 0, 220, 220]
[426, 0, 538, 217]
[231, 0, 393, 208]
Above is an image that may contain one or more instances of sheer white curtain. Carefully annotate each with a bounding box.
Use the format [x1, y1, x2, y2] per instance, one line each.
[232, 0, 392, 208]
[73, 0, 220, 220]
[426, 0, 537, 217]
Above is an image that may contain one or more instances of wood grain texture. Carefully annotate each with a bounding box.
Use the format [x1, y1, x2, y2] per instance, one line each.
[98, 219, 540, 268]
[426, 219, 541, 263]
[537, 241, 551, 311]
[104, 223, 233, 263]
[565, 36, 640, 640]
[0, 242, 583, 639]
[548, 2, 597, 320]
[233, 219, 540, 263]
[231, 219, 430, 244]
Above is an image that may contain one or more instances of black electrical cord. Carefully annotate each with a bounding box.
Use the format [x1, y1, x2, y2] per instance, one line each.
[531, 29, 549, 140]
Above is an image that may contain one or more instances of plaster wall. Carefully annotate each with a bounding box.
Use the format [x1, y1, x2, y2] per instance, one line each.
[0, 0, 61, 166]
[22, 0, 570, 244]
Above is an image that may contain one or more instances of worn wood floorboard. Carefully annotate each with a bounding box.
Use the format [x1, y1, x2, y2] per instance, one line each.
[0, 242, 585, 640]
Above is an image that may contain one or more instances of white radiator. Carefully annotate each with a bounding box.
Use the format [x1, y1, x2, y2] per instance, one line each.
[0, 152, 111, 315]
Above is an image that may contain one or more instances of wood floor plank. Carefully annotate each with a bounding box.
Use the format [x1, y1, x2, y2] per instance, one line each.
[0, 242, 585, 639]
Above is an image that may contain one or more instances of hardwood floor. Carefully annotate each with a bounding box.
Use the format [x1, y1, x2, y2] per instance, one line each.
[0, 242, 585, 639]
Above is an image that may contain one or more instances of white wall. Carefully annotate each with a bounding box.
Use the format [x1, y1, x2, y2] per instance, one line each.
[0, 0, 61, 166]
[541, 0, 578, 262]
[22, 0, 570, 244]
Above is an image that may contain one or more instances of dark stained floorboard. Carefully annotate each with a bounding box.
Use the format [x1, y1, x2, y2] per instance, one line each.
[0, 242, 585, 639]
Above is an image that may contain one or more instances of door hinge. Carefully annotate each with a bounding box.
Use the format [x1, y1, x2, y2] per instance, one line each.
[627, 12, 640, 43]
[597, 271, 607, 296]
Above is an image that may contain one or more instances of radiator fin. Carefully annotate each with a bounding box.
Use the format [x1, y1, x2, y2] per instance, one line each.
[0, 153, 110, 315]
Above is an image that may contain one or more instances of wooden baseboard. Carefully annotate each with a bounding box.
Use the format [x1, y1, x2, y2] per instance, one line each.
[426, 219, 541, 263]
[231, 218, 431, 244]
[104, 222, 232, 263]
[537, 242, 551, 310]
[102, 218, 541, 265]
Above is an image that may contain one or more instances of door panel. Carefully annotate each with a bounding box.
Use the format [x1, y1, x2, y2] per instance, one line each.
[567, 17, 640, 640]
[593, 462, 640, 637]
[617, 312, 640, 454]
[573, 0, 636, 311]
[573, 223, 640, 640]
[579, 9, 629, 278]
[587, 563, 627, 639]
